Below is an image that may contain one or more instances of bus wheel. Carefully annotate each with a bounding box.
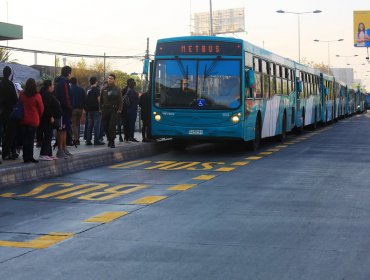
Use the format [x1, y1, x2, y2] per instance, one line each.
[249, 116, 261, 150]
[276, 113, 287, 142]
[172, 139, 187, 150]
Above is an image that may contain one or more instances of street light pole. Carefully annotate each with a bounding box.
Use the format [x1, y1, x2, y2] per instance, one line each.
[313, 39, 344, 72]
[209, 0, 213, 36]
[277, 9, 322, 63]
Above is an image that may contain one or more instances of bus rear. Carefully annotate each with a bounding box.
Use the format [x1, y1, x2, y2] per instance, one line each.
[151, 37, 244, 144]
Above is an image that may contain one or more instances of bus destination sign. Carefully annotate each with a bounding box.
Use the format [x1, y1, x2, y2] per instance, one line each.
[156, 41, 242, 56]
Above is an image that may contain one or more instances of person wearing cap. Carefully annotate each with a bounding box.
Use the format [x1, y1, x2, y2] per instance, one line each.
[100, 73, 122, 148]
[0, 66, 19, 161]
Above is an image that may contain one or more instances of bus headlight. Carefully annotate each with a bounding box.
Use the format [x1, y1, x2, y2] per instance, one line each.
[231, 115, 240, 123]
[155, 114, 161, 122]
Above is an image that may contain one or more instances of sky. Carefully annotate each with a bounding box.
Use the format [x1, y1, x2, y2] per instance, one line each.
[0, 0, 369, 89]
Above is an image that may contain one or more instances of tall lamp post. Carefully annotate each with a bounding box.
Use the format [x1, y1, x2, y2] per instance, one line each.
[277, 9, 322, 63]
[336, 54, 359, 67]
[313, 39, 344, 73]
[209, 0, 213, 36]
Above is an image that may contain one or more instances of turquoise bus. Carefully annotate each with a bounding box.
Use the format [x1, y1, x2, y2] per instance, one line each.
[150, 36, 353, 148]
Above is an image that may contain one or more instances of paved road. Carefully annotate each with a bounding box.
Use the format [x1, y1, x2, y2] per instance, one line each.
[0, 113, 369, 279]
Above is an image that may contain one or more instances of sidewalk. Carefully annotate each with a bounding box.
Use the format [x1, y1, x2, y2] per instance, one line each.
[0, 132, 170, 188]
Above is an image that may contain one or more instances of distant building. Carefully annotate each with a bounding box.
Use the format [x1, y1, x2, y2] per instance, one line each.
[0, 62, 40, 84]
[331, 68, 354, 86]
[30, 64, 61, 79]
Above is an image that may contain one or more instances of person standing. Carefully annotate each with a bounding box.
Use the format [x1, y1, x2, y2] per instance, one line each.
[139, 86, 152, 142]
[20, 78, 44, 163]
[85, 77, 104, 145]
[70, 77, 86, 146]
[39, 80, 62, 160]
[126, 78, 139, 142]
[55, 66, 73, 158]
[0, 66, 19, 160]
[100, 74, 122, 148]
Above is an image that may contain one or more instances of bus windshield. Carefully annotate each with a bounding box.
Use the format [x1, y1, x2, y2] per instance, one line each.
[154, 59, 241, 109]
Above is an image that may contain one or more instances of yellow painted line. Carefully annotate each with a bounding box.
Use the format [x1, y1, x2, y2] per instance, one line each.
[284, 142, 296, 145]
[245, 156, 262, 160]
[231, 162, 250, 166]
[258, 152, 273, 155]
[131, 196, 167, 205]
[167, 184, 197, 191]
[275, 145, 288, 148]
[266, 148, 280, 152]
[0, 232, 73, 249]
[84, 212, 128, 223]
[110, 160, 151, 169]
[192, 175, 216, 180]
[215, 167, 236, 172]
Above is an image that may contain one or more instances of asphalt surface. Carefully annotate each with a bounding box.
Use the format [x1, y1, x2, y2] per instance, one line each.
[0, 113, 369, 279]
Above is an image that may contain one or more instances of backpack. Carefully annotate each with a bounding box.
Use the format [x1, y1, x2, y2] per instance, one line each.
[123, 93, 131, 108]
[10, 99, 24, 121]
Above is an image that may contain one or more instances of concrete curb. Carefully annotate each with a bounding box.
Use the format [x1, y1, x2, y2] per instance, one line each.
[0, 141, 171, 188]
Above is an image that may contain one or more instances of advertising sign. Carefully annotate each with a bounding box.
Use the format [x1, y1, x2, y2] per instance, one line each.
[354, 10, 370, 47]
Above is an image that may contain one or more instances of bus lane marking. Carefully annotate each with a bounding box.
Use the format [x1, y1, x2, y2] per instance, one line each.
[245, 156, 262, 160]
[0, 232, 74, 249]
[0, 183, 149, 202]
[0, 183, 74, 198]
[84, 212, 129, 223]
[192, 175, 216, 180]
[131, 196, 167, 205]
[231, 162, 250, 166]
[110, 160, 152, 169]
[167, 184, 197, 191]
[266, 148, 280, 152]
[258, 152, 273, 156]
[215, 167, 236, 172]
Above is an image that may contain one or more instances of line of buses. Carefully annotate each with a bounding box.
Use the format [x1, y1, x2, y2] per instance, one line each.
[150, 36, 367, 149]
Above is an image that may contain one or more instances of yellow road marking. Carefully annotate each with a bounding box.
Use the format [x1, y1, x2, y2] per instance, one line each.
[84, 212, 128, 223]
[0, 232, 73, 249]
[275, 145, 288, 148]
[231, 162, 250, 166]
[167, 184, 197, 191]
[36, 183, 108, 199]
[215, 167, 235, 172]
[110, 160, 151, 169]
[131, 196, 167, 205]
[192, 175, 216, 180]
[284, 142, 296, 145]
[266, 148, 280, 152]
[245, 156, 262, 160]
[258, 152, 273, 155]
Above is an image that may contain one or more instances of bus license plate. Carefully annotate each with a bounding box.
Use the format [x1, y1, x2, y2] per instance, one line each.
[189, 129, 203, 135]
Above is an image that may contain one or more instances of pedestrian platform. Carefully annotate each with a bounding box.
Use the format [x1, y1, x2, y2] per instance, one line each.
[0, 132, 170, 188]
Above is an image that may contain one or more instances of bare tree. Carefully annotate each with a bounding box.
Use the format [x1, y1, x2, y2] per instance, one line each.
[0, 48, 17, 63]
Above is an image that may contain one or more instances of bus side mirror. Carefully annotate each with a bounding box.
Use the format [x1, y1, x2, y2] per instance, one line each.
[246, 69, 255, 89]
[296, 80, 303, 93]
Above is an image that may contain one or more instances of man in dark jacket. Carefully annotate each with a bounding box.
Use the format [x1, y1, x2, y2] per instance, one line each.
[85, 77, 104, 145]
[126, 78, 139, 142]
[139, 86, 152, 142]
[100, 74, 122, 148]
[55, 66, 73, 158]
[0, 66, 18, 160]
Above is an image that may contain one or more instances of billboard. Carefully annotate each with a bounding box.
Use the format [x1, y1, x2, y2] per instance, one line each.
[191, 8, 245, 36]
[354, 10, 370, 47]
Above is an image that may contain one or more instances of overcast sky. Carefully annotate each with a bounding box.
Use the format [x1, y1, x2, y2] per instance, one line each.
[1, 0, 369, 88]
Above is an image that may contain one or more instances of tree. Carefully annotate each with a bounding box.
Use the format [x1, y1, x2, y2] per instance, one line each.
[0, 48, 17, 63]
[301, 58, 331, 75]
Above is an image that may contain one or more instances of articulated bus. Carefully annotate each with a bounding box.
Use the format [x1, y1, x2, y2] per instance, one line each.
[150, 36, 363, 148]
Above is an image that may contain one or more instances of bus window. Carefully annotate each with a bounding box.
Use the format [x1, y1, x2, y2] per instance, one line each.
[245, 52, 253, 68]
[262, 60, 267, 74]
[270, 63, 276, 96]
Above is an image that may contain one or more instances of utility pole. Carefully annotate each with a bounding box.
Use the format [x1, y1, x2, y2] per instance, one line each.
[103, 52, 106, 81]
[209, 0, 213, 36]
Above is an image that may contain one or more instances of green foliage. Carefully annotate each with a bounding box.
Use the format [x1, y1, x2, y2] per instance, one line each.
[70, 58, 142, 90]
[0, 48, 17, 63]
